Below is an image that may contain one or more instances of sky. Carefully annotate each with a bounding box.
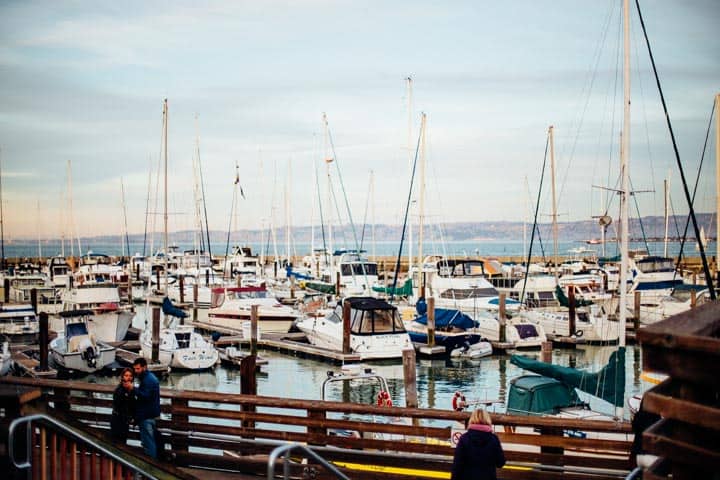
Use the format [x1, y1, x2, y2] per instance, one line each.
[0, 0, 718, 240]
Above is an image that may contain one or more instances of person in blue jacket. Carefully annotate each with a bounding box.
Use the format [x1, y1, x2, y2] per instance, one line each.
[451, 408, 505, 480]
[130, 357, 161, 458]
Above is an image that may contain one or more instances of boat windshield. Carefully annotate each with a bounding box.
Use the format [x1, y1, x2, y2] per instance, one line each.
[439, 287, 498, 299]
[350, 308, 405, 335]
[340, 263, 378, 276]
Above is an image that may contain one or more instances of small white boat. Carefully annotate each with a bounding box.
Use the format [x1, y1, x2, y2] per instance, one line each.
[0, 304, 39, 343]
[49, 310, 116, 373]
[140, 298, 219, 370]
[0, 341, 12, 376]
[449, 340, 492, 359]
[207, 285, 300, 333]
[140, 324, 219, 370]
[295, 297, 412, 360]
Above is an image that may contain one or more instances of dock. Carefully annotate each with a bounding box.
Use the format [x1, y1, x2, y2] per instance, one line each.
[113, 347, 170, 376]
[192, 320, 363, 364]
[10, 345, 57, 378]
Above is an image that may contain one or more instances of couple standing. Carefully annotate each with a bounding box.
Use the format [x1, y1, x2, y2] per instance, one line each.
[111, 358, 162, 459]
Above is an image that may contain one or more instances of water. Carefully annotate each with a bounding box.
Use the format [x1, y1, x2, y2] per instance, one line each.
[90, 305, 649, 421]
[7, 239, 715, 260]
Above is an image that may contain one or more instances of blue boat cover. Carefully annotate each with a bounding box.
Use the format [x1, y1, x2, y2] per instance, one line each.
[413, 308, 478, 330]
[162, 297, 188, 318]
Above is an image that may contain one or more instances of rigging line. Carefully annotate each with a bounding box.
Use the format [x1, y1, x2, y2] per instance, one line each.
[359, 172, 373, 251]
[390, 116, 424, 302]
[195, 121, 213, 262]
[635, 0, 715, 299]
[628, 177, 651, 254]
[521, 134, 550, 305]
[673, 100, 716, 282]
[142, 156, 152, 258]
[557, 0, 617, 206]
[314, 156, 328, 261]
[223, 180, 238, 279]
[326, 122, 365, 267]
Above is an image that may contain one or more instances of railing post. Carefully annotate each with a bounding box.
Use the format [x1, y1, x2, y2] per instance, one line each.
[170, 397, 189, 456]
[152, 307, 160, 364]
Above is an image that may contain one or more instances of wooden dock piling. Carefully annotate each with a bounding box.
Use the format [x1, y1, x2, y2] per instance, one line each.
[151, 307, 160, 363]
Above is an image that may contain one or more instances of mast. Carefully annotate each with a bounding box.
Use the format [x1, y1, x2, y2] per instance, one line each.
[417, 113, 427, 290]
[619, 0, 630, 350]
[549, 125, 559, 282]
[716, 93, 720, 278]
[37, 201, 42, 259]
[406, 77, 414, 277]
[163, 98, 169, 294]
[0, 147, 4, 271]
[121, 178, 130, 258]
[322, 113, 333, 270]
[663, 176, 670, 258]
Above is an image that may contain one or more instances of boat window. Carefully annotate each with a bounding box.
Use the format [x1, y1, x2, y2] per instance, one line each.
[341, 263, 378, 276]
[439, 287, 498, 299]
[174, 332, 191, 349]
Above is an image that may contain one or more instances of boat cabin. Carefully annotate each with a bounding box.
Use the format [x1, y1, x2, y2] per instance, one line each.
[506, 375, 585, 415]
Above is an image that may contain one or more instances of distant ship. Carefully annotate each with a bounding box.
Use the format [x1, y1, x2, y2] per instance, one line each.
[585, 238, 603, 245]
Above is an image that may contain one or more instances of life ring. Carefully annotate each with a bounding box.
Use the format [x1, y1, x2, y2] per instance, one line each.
[452, 391, 467, 411]
[376, 390, 393, 407]
[574, 329, 584, 338]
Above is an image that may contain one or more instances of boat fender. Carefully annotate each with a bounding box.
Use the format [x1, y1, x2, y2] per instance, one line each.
[574, 330, 584, 338]
[452, 391, 467, 411]
[376, 390, 393, 407]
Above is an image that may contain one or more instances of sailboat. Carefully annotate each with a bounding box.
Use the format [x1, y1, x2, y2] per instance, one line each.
[139, 99, 219, 371]
[509, 0, 637, 421]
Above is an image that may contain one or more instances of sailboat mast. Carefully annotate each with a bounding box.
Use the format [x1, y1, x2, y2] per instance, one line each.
[619, 0, 630, 349]
[0, 148, 5, 271]
[549, 126, 559, 282]
[417, 113, 427, 286]
[406, 77, 414, 277]
[663, 177, 669, 258]
[163, 98, 169, 294]
[716, 93, 720, 274]
[121, 178, 130, 258]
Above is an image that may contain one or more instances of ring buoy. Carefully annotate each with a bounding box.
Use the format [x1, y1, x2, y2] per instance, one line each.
[452, 391, 467, 411]
[376, 390, 393, 407]
[574, 329, 584, 337]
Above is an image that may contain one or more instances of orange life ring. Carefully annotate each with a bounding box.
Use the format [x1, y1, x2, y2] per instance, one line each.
[452, 391, 467, 411]
[376, 390, 393, 407]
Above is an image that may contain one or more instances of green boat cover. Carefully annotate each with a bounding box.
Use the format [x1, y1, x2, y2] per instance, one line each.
[303, 281, 336, 294]
[507, 375, 584, 415]
[555, 285, 594, 308]
[510, 347, 626, 407]
[371, 278, 413, 296]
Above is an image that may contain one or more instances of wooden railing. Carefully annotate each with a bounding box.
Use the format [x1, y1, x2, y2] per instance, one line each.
[1, 376, 633, 479]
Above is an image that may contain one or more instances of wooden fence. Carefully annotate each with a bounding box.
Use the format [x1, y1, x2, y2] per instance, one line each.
[1, 376, 633, 480]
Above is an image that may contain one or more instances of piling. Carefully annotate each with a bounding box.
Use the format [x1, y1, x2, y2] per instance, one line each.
[152, 307, 160, 363]
[541, 341, 553, 363]
[290, 276, 295, 299]
[156, 269, 161, 290]
[30, 288, 38, 314]
[205, 270, 209, 286]
[335, 272, 341, 297]
[38, 312, 49, 372]
[250, 304, 258, 356]
[427, 297, 436, 348]
[342, 300, 351, 354]
[135, 263, 140, 281]
[568, 286, 576, 335]
[179, 275, 185, 304]
[634, 291, 641, 331]
[240, 355, 257, 396]
[498, 293, 507, 343]
[192, 284, 198, 323]
[236, 274, 242, 287]
[127, 275, 133, 305]
[402, 348, 418, 408]
[691, 290, 697, 308]
[3, 278, 9, 303]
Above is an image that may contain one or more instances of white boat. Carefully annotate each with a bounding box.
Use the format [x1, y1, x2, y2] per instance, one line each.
[0, 341, 12, 376]
[304, 250, 379, 297]
[449, 340, 493, 359]
[633, 287, 711, 325]
[0, 304, 39, 343]
[49, 310, 116, 373]
[140, 323, 218, 370]
[53, 271, 135, 342]
[413, 257, 523, 316]
[517, 304, 619, 344]
[471, 311, 548, 348]
[217, 245, 262, 277]
[403, 307, 493, 358]
[295, 296, 413, 360]
[207, 285, 300, 333]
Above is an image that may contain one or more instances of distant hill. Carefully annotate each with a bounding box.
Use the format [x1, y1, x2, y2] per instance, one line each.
[29, 213, 714, 245]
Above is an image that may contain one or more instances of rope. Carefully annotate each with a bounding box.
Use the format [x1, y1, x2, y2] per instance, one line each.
[635, 0, 715, 299]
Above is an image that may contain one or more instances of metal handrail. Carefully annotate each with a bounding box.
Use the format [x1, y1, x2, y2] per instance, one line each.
[625, 466, 643, 479]
[267, 443, 350, 480]
[9, 413, 161, 480]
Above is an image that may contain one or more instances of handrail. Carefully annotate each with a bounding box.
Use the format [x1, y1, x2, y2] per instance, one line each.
[625, 467, 643, 480]
[9, 413, 162, 480]
[267, 443, 350, 480]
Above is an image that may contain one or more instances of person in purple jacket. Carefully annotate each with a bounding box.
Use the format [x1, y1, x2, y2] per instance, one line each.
[451, 408, 505, 480]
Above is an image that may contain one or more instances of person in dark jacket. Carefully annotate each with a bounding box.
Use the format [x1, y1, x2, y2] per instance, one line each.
[110, 367, 136, 443]
[451, 408, 505, 480]
[130, 357, 161, 458]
